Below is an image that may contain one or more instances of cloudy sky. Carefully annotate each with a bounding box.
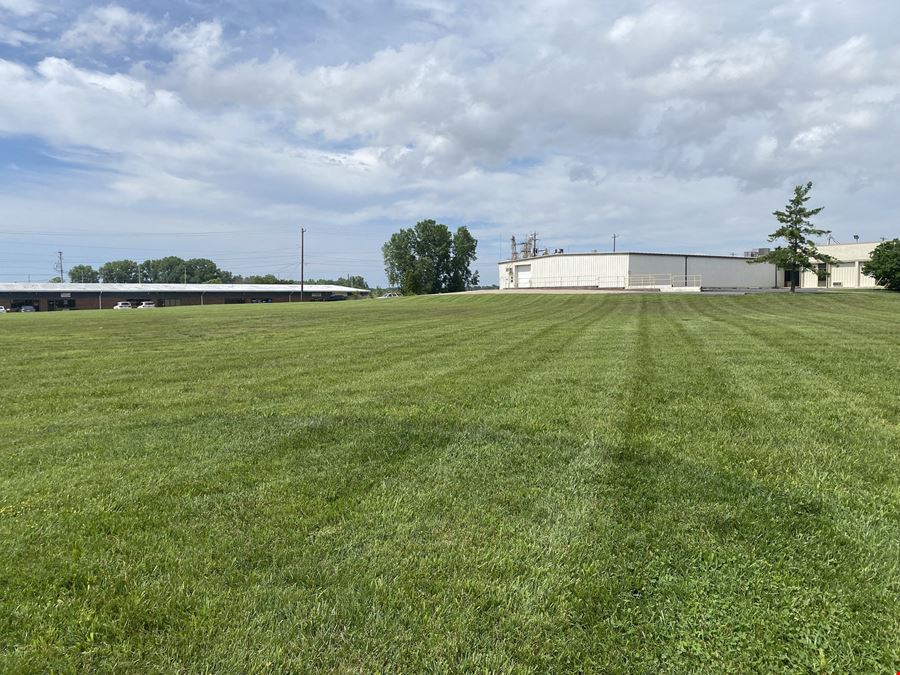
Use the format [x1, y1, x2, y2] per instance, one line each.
[1, 0, 898, 284]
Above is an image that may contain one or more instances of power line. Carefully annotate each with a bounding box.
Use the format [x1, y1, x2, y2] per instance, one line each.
[0, 229, 257, 237]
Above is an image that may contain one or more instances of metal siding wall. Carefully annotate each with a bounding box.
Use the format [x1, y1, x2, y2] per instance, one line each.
[829, 263, 856, 287]
[686, 257, 778, 287]
[529, 254, 629, 287]
[627, 255, 777, 287]
[498, 254, 629, 288]
[627, 255, 684, 277]
[823, 262, 878, 288]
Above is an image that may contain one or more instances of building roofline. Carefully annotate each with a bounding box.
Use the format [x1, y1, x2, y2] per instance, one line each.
[0, 283, 370, 294]
[498, 251, 757, 264]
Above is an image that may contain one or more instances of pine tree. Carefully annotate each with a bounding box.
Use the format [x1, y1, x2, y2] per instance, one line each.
[750, 182, 838, 292]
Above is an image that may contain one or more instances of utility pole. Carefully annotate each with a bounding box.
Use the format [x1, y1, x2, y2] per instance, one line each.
[300, 227, 306, 302]
[56, 251, 64, 282]
[612, 234, 619, 252]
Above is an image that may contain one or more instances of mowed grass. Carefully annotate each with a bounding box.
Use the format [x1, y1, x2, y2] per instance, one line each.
[1, 292, 898, 672]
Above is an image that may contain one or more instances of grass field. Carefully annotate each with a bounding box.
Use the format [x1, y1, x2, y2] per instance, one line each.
[1, 292, 898, 672]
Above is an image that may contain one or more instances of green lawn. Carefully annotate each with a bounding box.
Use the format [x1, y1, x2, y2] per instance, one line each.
[1, 293, 898, 672]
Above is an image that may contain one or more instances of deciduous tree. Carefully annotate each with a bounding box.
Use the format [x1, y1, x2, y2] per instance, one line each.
[862, 239, 900, 291]
[184, 258, 233, 284]
[68, 265, 100, 283]
[382, 220, 479, 295]
[141, 256, 188, 283]
[99, 259, 139, 283]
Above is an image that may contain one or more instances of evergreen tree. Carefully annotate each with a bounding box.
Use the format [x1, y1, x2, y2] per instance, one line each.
[750, 182, 837, 292]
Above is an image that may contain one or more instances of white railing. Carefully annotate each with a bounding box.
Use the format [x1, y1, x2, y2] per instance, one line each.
[596, 276, 627, 288]
[505, 273, 702, 290]
[627, 274, 702, 288]
[516, 275, 620, 288]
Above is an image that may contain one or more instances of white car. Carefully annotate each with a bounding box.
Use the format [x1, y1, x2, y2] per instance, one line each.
[136, 301, 156, 309]
[378, 292, 402, 299]
[113, 301, 133, 310]
[0, 306, 6, 313]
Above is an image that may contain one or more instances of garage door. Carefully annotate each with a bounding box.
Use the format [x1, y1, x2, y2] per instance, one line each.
[515, 264, 532, 288]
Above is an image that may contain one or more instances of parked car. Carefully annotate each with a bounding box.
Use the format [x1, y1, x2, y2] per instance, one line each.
[0, 306, 6, 313]
[325, 294, 347, 301]
[113, 301, 133, 310]
[19, 305, 36, 312]
[378, 292, 401, 299]
[136, 301, 156, 309]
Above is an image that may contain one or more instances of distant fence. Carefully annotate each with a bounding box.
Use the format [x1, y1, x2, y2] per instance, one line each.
[626, 274, 702, 288]
[509, 273, 702, 289]
[515, 275, 619, 288]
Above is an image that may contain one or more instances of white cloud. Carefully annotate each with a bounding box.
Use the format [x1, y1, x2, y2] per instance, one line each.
[643, 32, 790, 96]
[0, 22, 37, 45]
[608, 2, 705, 70]
[60, 5, 157, 52]
[789, 124, 839, 154]
[768, 1, 815, 26]
[0, 0, 39, 16]
[819, 35, 877, 83]
[161, 20, 227, 66]
[753, 135, 779, 163]
[2, 1, 900, 282]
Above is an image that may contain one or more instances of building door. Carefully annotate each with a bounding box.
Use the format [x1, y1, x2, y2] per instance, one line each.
[47, 298, 75, 311]
[817, 263, 828, 288]
[515, 264, 532, 288]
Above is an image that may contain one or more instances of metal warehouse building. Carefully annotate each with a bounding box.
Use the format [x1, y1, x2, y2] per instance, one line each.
[0, 283, 368, 312]
[498, 242, 883, 291]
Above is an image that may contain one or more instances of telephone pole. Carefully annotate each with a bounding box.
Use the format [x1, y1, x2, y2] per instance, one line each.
[56, 251, 64, 282]
[300, 228, 306, 302]
[612, 234, 619, 253]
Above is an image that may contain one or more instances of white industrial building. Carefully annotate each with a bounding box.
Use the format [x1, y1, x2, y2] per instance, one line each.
[499, 251, 781, 290]
[498, 242, 884, 291]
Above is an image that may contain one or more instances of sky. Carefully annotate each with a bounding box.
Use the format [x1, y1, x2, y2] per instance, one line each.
[1, 0, 898, 285]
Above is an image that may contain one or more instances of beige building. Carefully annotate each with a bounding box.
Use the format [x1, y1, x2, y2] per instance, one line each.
[798, 242, 881, 289]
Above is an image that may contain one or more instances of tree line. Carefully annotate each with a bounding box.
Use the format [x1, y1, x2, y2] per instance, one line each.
[64, 257, 368, 288]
